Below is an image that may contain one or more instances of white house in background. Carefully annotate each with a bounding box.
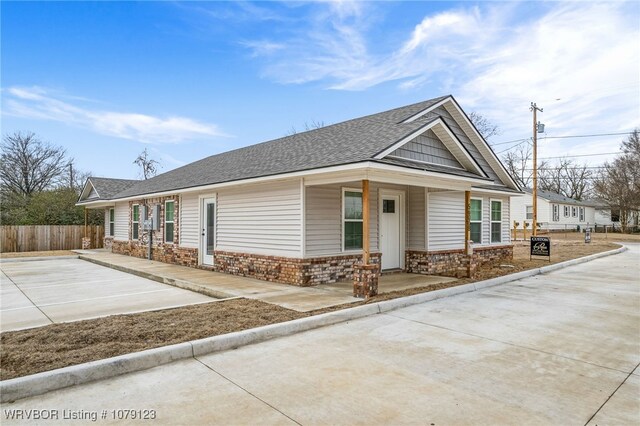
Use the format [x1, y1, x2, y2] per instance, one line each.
[78, 95, 521, 286]
[510, 188, 595, 231]
[589, 199, 639, 228]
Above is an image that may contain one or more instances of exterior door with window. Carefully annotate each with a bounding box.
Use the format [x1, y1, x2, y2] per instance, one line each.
[201, 197, 216, 266]
[380, 195, 401, 270]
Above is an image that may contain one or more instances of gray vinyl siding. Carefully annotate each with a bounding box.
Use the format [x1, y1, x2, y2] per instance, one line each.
[408, 186, 426, 249]
[427, 191, 465, 251]
[180, 192, 200, 249]
[418, 106, 502, 184]
[114, 202, 129, 241]
[305, 182, 420, 257]
[216, 180, 301, 257]
[390, 129, 462, 168]
[88, 187, 99, 199]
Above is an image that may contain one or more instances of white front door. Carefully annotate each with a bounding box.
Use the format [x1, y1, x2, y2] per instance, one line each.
[201, 197, 216, 266]
[380, 194, 401, 270]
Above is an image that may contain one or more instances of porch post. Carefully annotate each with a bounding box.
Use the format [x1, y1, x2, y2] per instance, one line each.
[362, 179, 370, 264]
[353, 179, 379, 299]
[464, 190, 474, 278]
[81, 207, 91, 250]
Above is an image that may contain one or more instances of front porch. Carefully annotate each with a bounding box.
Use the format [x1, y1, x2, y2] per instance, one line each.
[76, 250, 457, 312]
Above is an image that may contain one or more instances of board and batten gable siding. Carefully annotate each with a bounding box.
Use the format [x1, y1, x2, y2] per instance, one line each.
[417, 106, 502, 184]
[216, 180, 302, 257]
[390, 129, 462, 169]
[179, 192, 200, 249]
[408, 186, 426, 250]
[113, 202, 129, 241]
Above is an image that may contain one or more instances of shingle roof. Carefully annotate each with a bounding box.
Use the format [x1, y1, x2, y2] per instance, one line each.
[112, 96, 468, 199]
[86, 177, 139, 200]
[93, 95, 511, 201]
[523, 188, 596, 206]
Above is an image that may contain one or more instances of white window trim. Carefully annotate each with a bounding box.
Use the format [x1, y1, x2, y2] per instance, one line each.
[165, 200, 175, 244]
[490, 198, 502, 244]
[342, 187, 364, 252]
[108, 208, 115, 237]
[525, 204, 533, 221]
[564, 205, 570, 217]
[572, 206, 578, 217]
[132, 204, 139, 240]
[553, 204, 559, 222]
[470, 197, 483, 245]
[579, 207, 585, 222]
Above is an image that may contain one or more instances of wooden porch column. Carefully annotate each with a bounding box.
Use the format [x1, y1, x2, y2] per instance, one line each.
[362, 179, 370, 264]
[84, 207, 88, 238]
[81, 207, 91, 250]
[353, 178, 378, 298]
[464, 190, 471, 253]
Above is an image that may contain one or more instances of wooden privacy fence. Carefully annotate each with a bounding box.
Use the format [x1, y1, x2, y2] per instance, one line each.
[0, 225, 104, 253]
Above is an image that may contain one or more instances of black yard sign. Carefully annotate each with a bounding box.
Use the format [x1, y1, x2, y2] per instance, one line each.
[530, 236, 551, 261]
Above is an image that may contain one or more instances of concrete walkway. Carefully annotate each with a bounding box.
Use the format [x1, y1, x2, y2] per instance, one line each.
[0, 259, 213, 332]
[79, 251, 457, 312]
[4, 245, 638, 425]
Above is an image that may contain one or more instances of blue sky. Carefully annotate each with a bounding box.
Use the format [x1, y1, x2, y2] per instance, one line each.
[2, 1, 639, 179]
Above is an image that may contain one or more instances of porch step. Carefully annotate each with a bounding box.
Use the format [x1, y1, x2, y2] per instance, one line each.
[381, 268, 404, 275]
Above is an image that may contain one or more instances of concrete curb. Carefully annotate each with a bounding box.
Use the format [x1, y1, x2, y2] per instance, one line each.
[1, 245, 627, 403]
[0, 255, 80, 263]
[78, 255, 234, 300]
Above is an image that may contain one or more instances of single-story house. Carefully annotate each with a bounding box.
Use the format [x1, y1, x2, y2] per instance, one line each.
[78, 95, 521, 287]
[588, 198, 639, 229]
[510, 188, 595, 231]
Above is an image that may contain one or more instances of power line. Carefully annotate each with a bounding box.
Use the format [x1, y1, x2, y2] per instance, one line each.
[496, 139, 530, 154]
[538, 152, 620, 160]
[491, 131, 634, 146]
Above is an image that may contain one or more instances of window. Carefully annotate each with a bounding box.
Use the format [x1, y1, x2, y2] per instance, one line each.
[572, 206, 577, 217]
[611, 209, 620, 222]
[132, 205, 139, 240]
[109, 208, 115, 236]
[564, 206, 570, 217]
[165, 201, 175, 243]
[579, 207, 585, 222]
[343, 190, 363, 250]
[491, 200, 502, 243]
[525, 205, 533, 220]
[382, 199, 395, 213]
[470, 199, 482, 244]
[553, 204, 559, 222]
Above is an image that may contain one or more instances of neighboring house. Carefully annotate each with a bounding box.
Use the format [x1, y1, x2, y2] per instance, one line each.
[78, 95, 521, 286]
[510, 189, 595, 231]
[588, 198, 639, 228]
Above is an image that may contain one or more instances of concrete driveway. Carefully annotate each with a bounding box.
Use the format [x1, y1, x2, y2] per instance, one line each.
[0, 258, 213, 332]
[3, 245, 639, 425]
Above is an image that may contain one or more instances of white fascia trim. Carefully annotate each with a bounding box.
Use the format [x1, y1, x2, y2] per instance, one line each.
[470, 187, 523, 196]
[78, 161, 491, 207]
[375, 117, 486, 179]
[78, 179, 99, 203]
[402, 97, 452, 123]
[443, 99, 520, 190]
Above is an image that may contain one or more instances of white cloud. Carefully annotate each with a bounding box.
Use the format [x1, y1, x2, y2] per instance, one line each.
[2, 86, 226, 143]
[244, 1, 639, 164]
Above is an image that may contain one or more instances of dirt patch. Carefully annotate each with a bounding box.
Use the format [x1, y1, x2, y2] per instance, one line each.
[0, 240, 621, 380]
[1, 250, 76, 259]
[1, 299, 304, 380]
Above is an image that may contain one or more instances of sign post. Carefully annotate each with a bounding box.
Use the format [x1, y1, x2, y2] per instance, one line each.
[530, 236, 551, 262]
[585, 227, 591, 243]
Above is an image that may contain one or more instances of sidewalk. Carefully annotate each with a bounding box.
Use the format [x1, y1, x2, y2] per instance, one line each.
[78, 251, 456, 312]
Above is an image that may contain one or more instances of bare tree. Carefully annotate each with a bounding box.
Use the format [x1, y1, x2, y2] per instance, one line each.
[469, 111, 500, 140]
[285, 120, 326, 136]
[501, 144, 535, 188]
[133, 148, 161, 180]
[0, 132, 69, 197]
[594, 129, 640, 231]
[537, 158, 593, 200]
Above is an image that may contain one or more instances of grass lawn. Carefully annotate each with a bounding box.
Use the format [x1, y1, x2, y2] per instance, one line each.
[0, 239, 623, 380]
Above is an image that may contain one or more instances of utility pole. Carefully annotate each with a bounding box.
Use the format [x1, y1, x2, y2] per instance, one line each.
[530, 102, 543, 236]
